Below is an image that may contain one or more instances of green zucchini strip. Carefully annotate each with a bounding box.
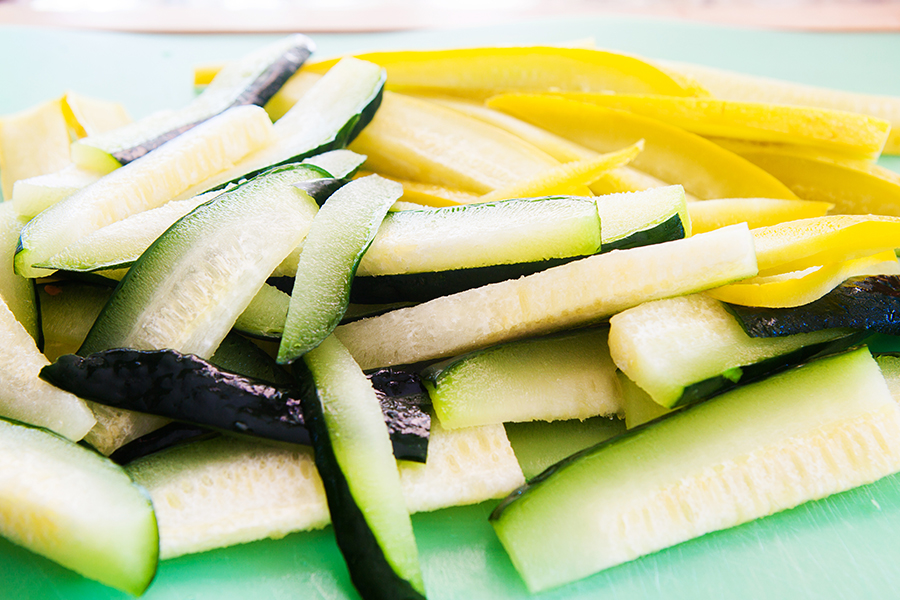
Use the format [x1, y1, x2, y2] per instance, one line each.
[277, 174, 403, 364]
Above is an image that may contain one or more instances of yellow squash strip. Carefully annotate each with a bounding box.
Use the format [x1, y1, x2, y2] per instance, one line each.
[478, 141, 643, 202]
[306, 46, 705, 100]
[263, 71, 323, 122]
[62, 92, 133, 139]
[708, 250, 900, 308]
[0, 98, 73, 200]
[487, 93, 798, 200]
[751, 215, 900, 275]
[348, 92, 566, 194]
[355, 171, 478, 207]
[559, 93, 889, 161]
[721, 144, 900, 216]
[688, 197, 833, 234]
[658, 60, 900, 155]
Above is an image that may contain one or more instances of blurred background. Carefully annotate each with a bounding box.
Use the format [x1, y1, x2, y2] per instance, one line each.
[1, 0, 899, 32]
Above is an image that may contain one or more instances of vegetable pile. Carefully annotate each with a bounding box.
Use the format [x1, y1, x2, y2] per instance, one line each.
[2, 30, 900, 599]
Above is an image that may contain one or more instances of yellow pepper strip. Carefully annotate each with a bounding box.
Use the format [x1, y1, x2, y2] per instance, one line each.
[0, 98, 72, 201]
[716, 142, 900, 216]
[354, 170, 477, 208]
[487, 93, 798, 200]
[657, 60, 900, 155]
[348, 92, 568, 195]
[557, 93, 889, 161]
[479, 141, 643, 202]
[305, 47, 705, 101]
[62, 92, 132, 139]
[752, 215, 900, 275]
[708, 250, 900, 308]
[688, 197, 833, 234]
[193, 63, 223, 87]
[426, 96, 681, 199]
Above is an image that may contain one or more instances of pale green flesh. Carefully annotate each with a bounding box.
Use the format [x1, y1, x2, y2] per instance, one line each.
[618, 371, 675, 429]
[0, 418, 158, 595]
[303, 335, 425, 594]
[10, 164, 104, 220]
[277, 174, 403, 363]
[336, 223, 758, 370]
[491, 348, 900, 593]
[608, 293, 848, 408]
[0, 204, 38, 342]
[595, 184, 690, 243]
[71, 34, 312, 162]
[357, 196, 601, 277]
[80, 164, 321, 359]
[425, 328, 622, 429]
[38, 283, 113, 362]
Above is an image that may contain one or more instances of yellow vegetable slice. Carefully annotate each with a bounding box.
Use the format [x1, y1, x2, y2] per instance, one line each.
[62, 91, 132, 139]
[306, 47, 705, 100]
[487, 93, 797, 200]
[478, 141, 643, 202]
[355, 171, 478, 207]
[263, 71, 323, 121]
[752, 214, 900, 275]
[708, 250, 900, 308]
[0, 98, 72, 200]
[688, 197, 833, 234]
[721, 143, 900, 216]
[558, 93, 889, 161]
[658, 60, 900, 155]
[348, 92, 566, 194]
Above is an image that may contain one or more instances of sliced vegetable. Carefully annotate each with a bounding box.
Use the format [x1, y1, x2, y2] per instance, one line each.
[126, 418, 522, 559]
[16, 104, 275, 279]
[71, 34, 313, 168]
[423, 328, 621, 429]
[277, 175, 403, 364]
[10, 164, 105, 219]
[0, 418, 159, 595]
[296, 335, 426, 599]
[490, 348, 900, 592]
[306, 46, 703, 100]
[335, 223, 757, 369]
[0, 97, 72, 200]
[688, 197, 832, 234]
[38, 281, 113, 361]
[559, 93, 890, 160]
[708, 250, 900, 308]
[608, 292, 855, 408]
[595, 185, 689, 250]
[61, 90, 132, 139]
[0, 203, 38, 344]
[486, 93, 798, 200]
[40, 348, 430, 463]
[617, 372, 674, 429]
[726, 275, 900, 338]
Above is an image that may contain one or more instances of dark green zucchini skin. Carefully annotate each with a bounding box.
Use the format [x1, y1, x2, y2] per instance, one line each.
[292, 361, 427, 600]
[671, 331, 872, 408]
[114, 36, 314, 165]
[109, 423, 216, 465]
[40, 349, 430, 462]
[726, 275, 900, 338]
[348, 212, 685, 304]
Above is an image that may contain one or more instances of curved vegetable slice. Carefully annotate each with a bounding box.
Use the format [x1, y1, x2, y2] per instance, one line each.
[726, 275, 900, 338]
[40, 349, 430, 463]
[657, 59, 900, 154]
[688, 197, 832, 234]
[16, 104, 275, 279]
[297, 335, 426, 599]
[71, 34, 313, 168]
[708, 250, 900, 308]
[560, 93, 890, 160]
[335, 223, 757, 369]
[490, 347, 900, 592]
[348, 92, 565, 195]
[751, 214, 900, 275]
[0, 418, 158, 595]
[487, 93, 798, 200]
[0, 97, 72, 200]
[595, 185, 689, 250]
[306, 46, 703, 100]
[724, 146, 900, 216]
[10, 164, 105, 219]
[277, 175, 403, 364]
[0, 203, 38, 344]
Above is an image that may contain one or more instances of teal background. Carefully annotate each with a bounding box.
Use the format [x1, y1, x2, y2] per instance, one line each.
[2, 16, 900, 600]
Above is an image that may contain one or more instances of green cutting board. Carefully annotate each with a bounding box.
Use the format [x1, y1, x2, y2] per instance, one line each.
[2, 16, 900, 600]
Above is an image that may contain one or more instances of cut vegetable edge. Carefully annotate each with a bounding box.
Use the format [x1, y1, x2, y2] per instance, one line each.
[490, 347, 900, 592]
[0, 417, 159, 595]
